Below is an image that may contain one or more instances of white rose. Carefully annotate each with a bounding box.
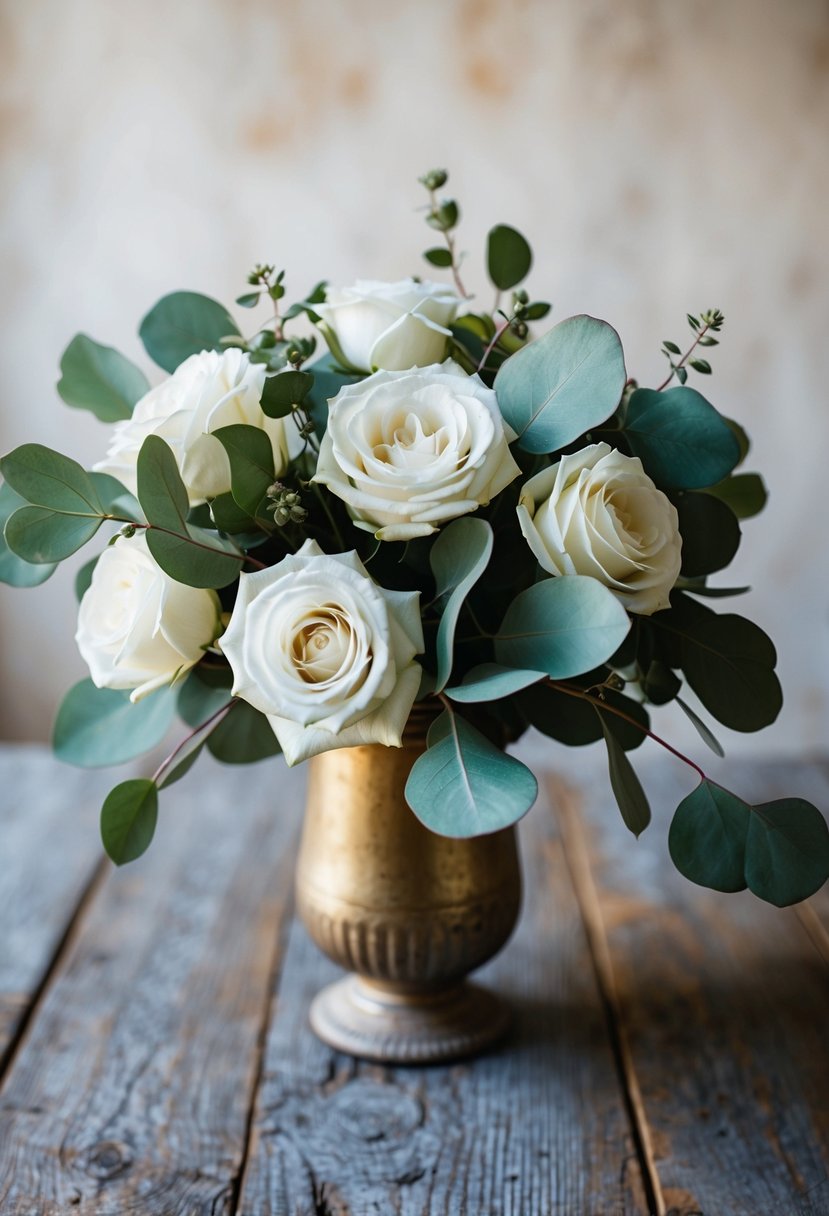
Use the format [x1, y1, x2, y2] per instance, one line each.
[76, 532, 220, 702]
[314, 361, 521, 542]
[516, 442, 682, 615]
[315, 278, 462, 372]
[94, 348, 290, 505]
[221, 539, 424, 765]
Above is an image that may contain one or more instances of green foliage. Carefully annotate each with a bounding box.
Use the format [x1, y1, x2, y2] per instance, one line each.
[495, 576, 631, 679]
[600, 720, 651, 837]
[487, 225, 532, 291]
[657, 605, 783, 732]
[623, 388, 740, 489]
[53, 678, 176, 767]
[676, 492, 741, 577]
[0, 482, 56, 586]
[429, 517, 493, 691]
[405, 709, 537, 837]
[139, 292, 240, 373]
[5, 507, 103, 563]
[304, 353, 363, 438]
[706, 472, 768, 520]
[74, 556, 98, 601]
[0, 443, 103, 515]
[206, 700, 281, 764]
[445, 663, 546, 703]
[669, 781, 829, 907]
[494, 315, 626, 454]
[100, 778, 159, 865]
[260, 370, 314, 419]
[136, 435, 242, 588]
[177, 664, 232, 727]
[423, 247, 453, 268]
[213, 425, 275, 517]
[57, 334, 149, 422]
[675, 696, 725, 758]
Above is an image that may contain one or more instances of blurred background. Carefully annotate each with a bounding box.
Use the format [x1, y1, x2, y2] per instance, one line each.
[1, 0, 827, 759]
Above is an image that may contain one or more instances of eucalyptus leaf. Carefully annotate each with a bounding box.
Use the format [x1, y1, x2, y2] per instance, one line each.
[206, 700, 280, 764]
[495, 575, 631, 679]
[676, 492, 741, 577]
[429, 517, 493, 692]
[210, 492, 256, 534]
[706, 472, 768, 520]
[89, 472, 143, 521]
[100, 778, 158, 865]
[0, 443, 103, 514]
[139, 291, 240, 373]
[0, 483, 56, 586]
[260, 370, 314, 419]
[745, 799, 829, 907]
[674, 611, 782, 732]
[53, 679, 176, 767]
[487, 224, 532, 291]
[494, 315, 626, 454]
[424, 247, 453, 268]
[213, 425, 275, 516]
[177, 665, 233, 727]
[623, 387, 740, 489]
[669, 781, 829, 906]
[5, 506, 103, 562]
[158, 740, 205, 789]
[305, 354, 364, 438]
[600, 720, 651, 837]
[405, 710, 537, 837]
[74, 556, 98, 601]
[137, 436, 242, 588]
[675, 696, 725, 758]
[57, 334, 149, 421]
[445, 663, 546, 703]
[669, 781, 750, 893]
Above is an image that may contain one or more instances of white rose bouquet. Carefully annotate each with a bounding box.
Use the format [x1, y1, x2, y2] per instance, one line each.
[1, 168, 827, 909]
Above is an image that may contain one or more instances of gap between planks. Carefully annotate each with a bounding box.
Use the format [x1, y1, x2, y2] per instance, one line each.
[548, 774, 666, 1216]
[0, 853, 110, 1086]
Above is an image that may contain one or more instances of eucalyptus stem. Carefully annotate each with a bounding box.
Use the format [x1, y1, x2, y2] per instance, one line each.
[546, 679, 707, 782]
[151, 698, 237, 786]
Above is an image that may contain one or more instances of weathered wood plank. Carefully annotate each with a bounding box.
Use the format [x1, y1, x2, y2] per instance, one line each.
[552, 754, 829, 1216]
[0, 745, 108, 1069]
[237, 780, 650, 1216]
[0, 753, 304, 1215]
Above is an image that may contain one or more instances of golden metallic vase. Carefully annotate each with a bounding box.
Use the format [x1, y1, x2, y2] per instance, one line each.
[296, 705, 522, 1064]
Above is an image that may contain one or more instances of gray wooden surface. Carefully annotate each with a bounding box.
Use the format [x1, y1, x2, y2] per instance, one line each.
[0, 743, 826, 1215]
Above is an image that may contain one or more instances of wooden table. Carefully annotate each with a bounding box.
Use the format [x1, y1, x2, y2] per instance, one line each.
[0, 743, 827, 1215]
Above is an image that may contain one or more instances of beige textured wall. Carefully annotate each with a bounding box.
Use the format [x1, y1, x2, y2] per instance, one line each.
[1, 0, 827, 758]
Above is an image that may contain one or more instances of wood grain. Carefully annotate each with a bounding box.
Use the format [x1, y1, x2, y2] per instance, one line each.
[237, 779, 649, 1216]
[0, 746, 107, 1071]
[552, 755, 829, 1216]
[0, 754, 304, 1215]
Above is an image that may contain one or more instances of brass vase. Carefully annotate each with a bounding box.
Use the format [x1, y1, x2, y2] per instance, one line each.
[295, 704, 522, 1064]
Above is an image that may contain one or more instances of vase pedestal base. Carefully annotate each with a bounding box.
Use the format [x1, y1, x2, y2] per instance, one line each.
[309, 975, 511, 1064]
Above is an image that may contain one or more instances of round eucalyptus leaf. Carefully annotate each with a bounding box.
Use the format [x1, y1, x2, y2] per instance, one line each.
[668, 781, 750, 893]
[745, 799, 829, 907]
[100, 779, 158, 865]
[705, 472, 768, 520]
[676, 491, 741, 577]
[0, 483, 56, 586]
[139, 291, 240, 373]
[53, 679, 176, 768]
[206, 700, 280, 764]
[429, 517, 493, 692]
[678, 612, 782, 732]
[0, 443, 103, 515]
[57, 334, 149, 422]
[5, 506, 103, 563]
[623, 387, 740, 489]
[495, 575, 631, 679]
[405, 711, 537, 838]
[494, 315, 626, 454]
[213, 425, 275, 516]
[486, 224, 532, 291]
[445, 663, 546, 703]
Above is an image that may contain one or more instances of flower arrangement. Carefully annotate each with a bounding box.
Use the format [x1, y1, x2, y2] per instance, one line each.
[2, 169, 827, 909]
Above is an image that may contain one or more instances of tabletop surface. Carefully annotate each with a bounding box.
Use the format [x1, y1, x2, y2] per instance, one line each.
[0, 743, 827, 1216]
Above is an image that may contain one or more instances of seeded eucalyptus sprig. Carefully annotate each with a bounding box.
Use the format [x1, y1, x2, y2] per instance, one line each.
[419, 169, 469, 298]
[658, 308, 725, 389]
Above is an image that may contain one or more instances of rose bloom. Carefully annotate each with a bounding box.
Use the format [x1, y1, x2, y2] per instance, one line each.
[517, 442, 682, 615]
[94, 348, 290, 505]
[221, 540, 424, 765]
[314, 361, 521, 542]
[315, 278, 462, 372]
[76, 532, 220, 702]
